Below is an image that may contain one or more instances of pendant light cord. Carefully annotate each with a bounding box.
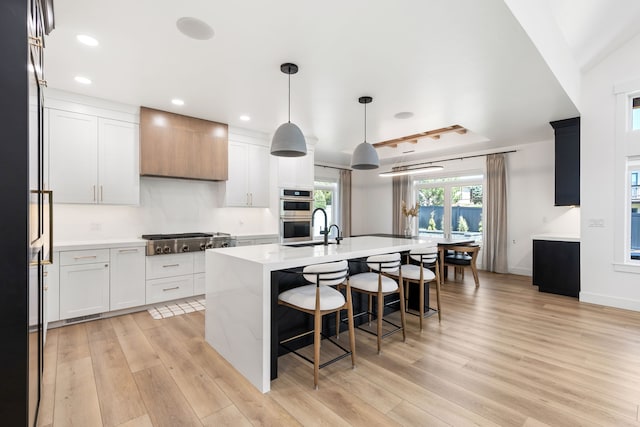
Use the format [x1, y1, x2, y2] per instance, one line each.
[364, 102, 367, 143]
[288, 70, 291, 123]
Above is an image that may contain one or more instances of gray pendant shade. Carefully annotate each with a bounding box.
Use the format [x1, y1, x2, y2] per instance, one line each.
[350, 95, 379, 169]
[351, 142, 379, 169]
[271, 62, 307, 157]
[271, 121, 307, 157]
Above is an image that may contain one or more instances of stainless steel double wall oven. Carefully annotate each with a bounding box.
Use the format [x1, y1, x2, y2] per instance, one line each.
[280, 189, 313, 242]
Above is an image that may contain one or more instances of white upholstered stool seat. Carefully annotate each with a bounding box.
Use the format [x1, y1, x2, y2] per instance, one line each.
[387, 246, 441, 329]
[349, 272, 399, 293]
[346, 253, 406, 353]
[399, 264, 436, 282]
[279, 285, 345, 311]
[277, 260, 355, 389]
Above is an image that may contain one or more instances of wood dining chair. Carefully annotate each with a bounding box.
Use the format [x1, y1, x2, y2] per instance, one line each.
[442, 244, 480, 287]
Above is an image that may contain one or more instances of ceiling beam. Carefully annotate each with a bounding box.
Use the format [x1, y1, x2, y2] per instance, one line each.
[372, 124, 467, 149]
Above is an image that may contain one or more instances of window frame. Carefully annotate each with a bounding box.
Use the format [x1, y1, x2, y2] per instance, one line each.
[413, 171, 484, 242]
[313, 179, 339, 238]
[613, 81, 640, 271]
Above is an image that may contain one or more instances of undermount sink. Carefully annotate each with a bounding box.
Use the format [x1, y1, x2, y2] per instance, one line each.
[283, 241, 336, 248]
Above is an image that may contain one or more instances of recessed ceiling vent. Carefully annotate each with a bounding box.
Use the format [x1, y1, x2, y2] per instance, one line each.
[176, 17, 215, 40]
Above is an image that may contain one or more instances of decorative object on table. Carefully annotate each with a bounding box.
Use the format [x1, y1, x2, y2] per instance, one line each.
[401, 200, 419, 237]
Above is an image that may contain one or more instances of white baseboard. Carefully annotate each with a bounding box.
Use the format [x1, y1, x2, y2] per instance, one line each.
[580, 292, 640, 312]
[508, 266, 532, 276]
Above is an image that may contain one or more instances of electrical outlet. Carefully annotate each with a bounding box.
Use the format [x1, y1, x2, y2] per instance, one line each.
[588, 218, 605, 228]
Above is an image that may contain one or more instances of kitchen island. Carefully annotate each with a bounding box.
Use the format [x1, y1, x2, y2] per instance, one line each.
[204, 236, 433, 392]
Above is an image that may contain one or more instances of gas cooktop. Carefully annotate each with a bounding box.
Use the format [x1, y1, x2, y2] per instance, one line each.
[141, 232, 236, 255]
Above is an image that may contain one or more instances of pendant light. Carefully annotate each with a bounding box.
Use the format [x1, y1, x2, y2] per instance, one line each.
[350, 96, 379, 169]
[271, 63, 307, 157]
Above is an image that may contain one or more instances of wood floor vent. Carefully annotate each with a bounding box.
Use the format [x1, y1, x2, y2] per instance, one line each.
[64, 313, 101, 324]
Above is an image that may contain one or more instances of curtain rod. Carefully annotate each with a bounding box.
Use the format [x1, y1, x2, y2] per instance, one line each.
[315, 149, 517, 172]
[390, 149, 517, 170]
[314, 164, 351, 171]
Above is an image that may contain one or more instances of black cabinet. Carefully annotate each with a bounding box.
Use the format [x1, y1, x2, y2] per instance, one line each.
[550, 117, 580, 206]
[533, 239, 580, 297]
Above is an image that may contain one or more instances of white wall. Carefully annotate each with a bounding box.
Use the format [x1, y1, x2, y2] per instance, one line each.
[507, 140, 580, 275]
[351, 168, 393, 236]
[580, 32, 640, 311]
[351, 141, 580, 276]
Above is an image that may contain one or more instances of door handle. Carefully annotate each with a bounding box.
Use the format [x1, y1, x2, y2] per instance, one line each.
[118, 248, 139, 253]
[100, 185, 103, 202]
[93, 185, 96, 202]
[162, 264, 180, 268]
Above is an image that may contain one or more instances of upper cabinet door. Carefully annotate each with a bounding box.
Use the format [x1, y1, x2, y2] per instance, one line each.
[226, 142, 250, 206]
[277, 146, 314, 190]
[98, 118, 140, 205]
[49, 109, 98, 203]
[225, 141, 270, 207]
[248, 144, 270, 207]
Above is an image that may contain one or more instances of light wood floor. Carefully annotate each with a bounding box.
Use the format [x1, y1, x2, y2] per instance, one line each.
[38, 272, 640, 427]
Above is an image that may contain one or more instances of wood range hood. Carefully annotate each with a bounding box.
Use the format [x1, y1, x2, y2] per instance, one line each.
[139, 106, 228, 181]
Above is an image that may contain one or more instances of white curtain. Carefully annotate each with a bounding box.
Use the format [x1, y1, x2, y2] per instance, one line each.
[483, 153, 508, 273]
[392, 174, 411, 235]
[339, 169, 352, 237]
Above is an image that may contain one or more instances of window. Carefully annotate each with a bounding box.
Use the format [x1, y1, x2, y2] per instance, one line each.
[613, 83, 640, 270]
[414, 174, 483, 242]
[313, 180, 338, 238]
[629, 161, 640, 260]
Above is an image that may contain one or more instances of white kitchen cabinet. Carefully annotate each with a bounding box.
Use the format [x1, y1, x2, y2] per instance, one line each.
[110, 247, 145, 311]
[98, 119, 140, 204]
[193, 252, 206, 295]
[277, 146, 314, 190]
[226, 141, 269, 207]
[146, 253, 194, 280]
[193, 273, 206, 295]
[147, 276, 194, 304]
[49, 108, 139, 204]
[59, 251, 110, 320]
[145, 253, 195, 304]
[49, 109, 98, 203]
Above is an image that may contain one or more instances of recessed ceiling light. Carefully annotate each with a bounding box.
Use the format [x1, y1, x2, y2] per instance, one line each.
[74, 76, 92, 85]
[394, 111, 414, 119]
[76, 34, 99, 47]
[239, 115, 250, 121]
[171, 99, 185, 106]
[176, 17, 214, 40]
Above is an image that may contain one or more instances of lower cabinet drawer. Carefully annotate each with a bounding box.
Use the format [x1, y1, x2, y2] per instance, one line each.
[146, 275, 194, 304]
[193, 272, 205, 295]
[146, 253, 194, 280]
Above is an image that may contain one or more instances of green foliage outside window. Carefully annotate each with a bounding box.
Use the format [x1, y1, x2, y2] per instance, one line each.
[457, 216, 469, 232]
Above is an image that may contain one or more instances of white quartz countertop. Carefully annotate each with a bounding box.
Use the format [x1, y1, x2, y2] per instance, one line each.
[207, 236, 437, 271]
[531, 233, 580, 242]
[54, 238, 146, 251]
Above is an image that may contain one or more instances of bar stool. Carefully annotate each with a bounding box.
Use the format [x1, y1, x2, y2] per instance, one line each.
[388, 246, 441, 330]
[347, 253, 405, 354]
[277, 260, 355, 389]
